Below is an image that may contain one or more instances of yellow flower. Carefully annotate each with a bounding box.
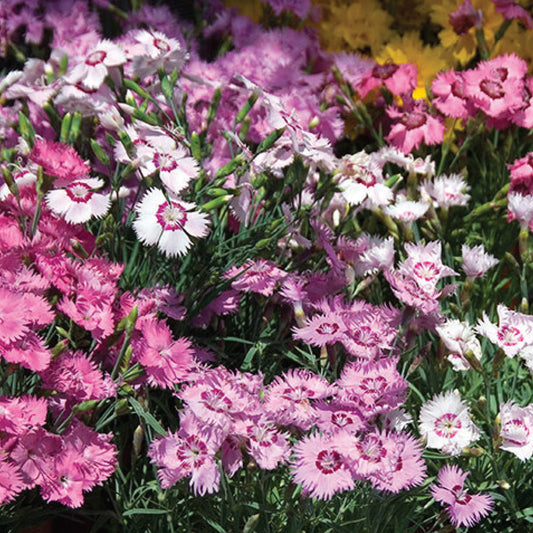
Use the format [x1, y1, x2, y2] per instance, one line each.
[314, 0, 393, 54]
[376, 32, 449, 100]
[430, 0, 505, 65]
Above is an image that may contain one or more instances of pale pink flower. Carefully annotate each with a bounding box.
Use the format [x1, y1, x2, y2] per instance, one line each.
[65, 40, 126, 90]
[336, 358, 408, 417]
[420, 174, 470, 209]
[133, 188, 209, 257]
[498, 402, 533, 461]
[225, 258, 287, 297]
[368, 431, 426, 493]
[148, 419, 221, 495]
[476, 304, 533, 357]
[245, 419, 290, 470]
[463, 54, 526, 120]
[461, 243, 499, 278]
[292, 312, 347, 347]
[291, 432, 354, 500]
[508, 192, 533, 230]
[131, 29, 187, 78]
[430, 465, 493, 528]
[383, 199, 429, 222]
[264, 369, 331, 431]
[436, 319, 482, 371]
[45, 177, 111, 224]
[419, 390, 480, 455]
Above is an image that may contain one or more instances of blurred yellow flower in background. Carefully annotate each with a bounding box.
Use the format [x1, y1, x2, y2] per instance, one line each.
[430, 0, 504, 65]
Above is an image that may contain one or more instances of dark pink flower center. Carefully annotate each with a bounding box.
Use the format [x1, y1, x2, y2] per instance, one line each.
[401, 111, 427, 130]
[451, 79, 466, 98]
[200, 388, 232, 413]
[413, 261, 439, 281]
[504, 418, 529, 445]
[352, 326, 379, 347]
[86, 50, 107, 66]
[497, 325, 523, 346]
[434, 412, 461, 438]
[315, 449, 342, 474]
[66, 182, 93, 203]
[316, 322, 340, 336]
[480, 79, 505, 99]
[154, 153, 178, 173]
[373, 63, 399, 80]
[360, 376, 387, 395]
[357, 434, 386, 463]
[332, 412, 353, 428]
[356, 168, 377, 187]
[155, 201, 187, 231]
[153, 38, 170, 52]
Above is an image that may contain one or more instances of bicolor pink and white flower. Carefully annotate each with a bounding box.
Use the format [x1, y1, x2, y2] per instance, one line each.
[45, 177, 111, 224]
[133, 189, 209, 257]
[436, 319, 482, 371]
[419, 390, 480, 455]
[498, 401, 533, 461]
[476, 304, 533, 358]
[65, 40, 126, 90]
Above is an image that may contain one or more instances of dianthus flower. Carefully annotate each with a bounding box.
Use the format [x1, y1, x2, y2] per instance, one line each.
[431, 69, 473, 119]
[225, 258, 287, 297]
[45, 177, 111, 224]
[420, 174, 471, 209]
[65, 39, 126, 90]
[430, 465, 493, 528]
[148, 417, 222, 495]
[133, 189, 209, 258]
[476, 304, 533, 357]
[386, 99, 445, 154]
[367, 431, 426, 493]
[461, 243, 499, 278]
[336, 358, 408, 417]
[463, 54, 527, 120]
[419, 391, 480, 455]
[436, 319, 482, 371]
[135, 319, 193, 388]
[29, 139, 90, 180]
[291, 432, 354, 500]
[498, 401, 533, 461]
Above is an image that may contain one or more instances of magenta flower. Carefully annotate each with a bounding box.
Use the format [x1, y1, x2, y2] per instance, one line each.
[449, 0, 482, 35]
[225, 258, 287, 297]
[386, 99, 445, 154]
[491, 0, 533, 28]
[291, 432, 354, 500]
[29, 139, 90, 181]
[430, 465, 493, 528]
